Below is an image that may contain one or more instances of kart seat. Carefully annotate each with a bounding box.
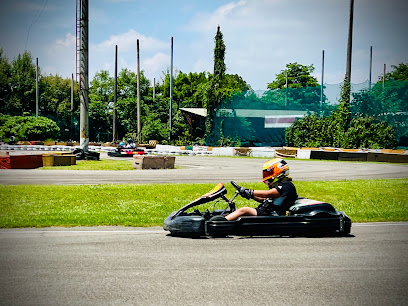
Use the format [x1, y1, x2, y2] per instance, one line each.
[289, 198, 337, 215]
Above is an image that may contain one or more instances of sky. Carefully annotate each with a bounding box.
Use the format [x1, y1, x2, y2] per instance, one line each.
[0, 0, 407, 91]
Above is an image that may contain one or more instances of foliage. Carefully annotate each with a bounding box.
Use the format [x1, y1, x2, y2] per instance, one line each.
[0, 51, 37, 115]
[141, 112, 169, 143]
[343, 116, 396, 149]
[384, 62, 408, 81]
[351, 73, 408, 146]
[205, 26, 227, 142]
[204, 26, 253, 146]
[267, 62, 319, 90]
[0, 49, 403, 147]
[39, 74, 79, 140]
[286, 78, 397, 149]
[263, 62, 326, 113]
[0, 114, 60, 141]
[0, 49, 12, 113]
[285, 113, 332, 148]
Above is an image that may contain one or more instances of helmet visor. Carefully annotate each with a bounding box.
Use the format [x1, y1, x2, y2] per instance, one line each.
[263, 169, 274, 182]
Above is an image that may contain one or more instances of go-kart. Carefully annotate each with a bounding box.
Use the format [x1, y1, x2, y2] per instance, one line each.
[163, 181, 352, 238]
[107, 147, 145, 157]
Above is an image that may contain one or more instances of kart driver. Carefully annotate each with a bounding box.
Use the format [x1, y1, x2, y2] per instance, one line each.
[225, 158, 298, 220]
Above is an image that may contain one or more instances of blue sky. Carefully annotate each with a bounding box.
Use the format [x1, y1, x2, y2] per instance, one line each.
[0, 0, 407, 90]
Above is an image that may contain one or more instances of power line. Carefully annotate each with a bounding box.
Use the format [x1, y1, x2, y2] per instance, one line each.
[25, 0, 49, 51]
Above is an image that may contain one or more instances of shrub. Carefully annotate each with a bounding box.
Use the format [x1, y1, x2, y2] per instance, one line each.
[285, 79, 397, 149]
[0, 114, 60, 141]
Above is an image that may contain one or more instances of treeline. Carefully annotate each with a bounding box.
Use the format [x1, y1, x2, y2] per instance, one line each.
[0, 48, 252, 144]
[1, 44, 406, 147]
[0, 48, 327, 144]
[286, 63, 408, 148]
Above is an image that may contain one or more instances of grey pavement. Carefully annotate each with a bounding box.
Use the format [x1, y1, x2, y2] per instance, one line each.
[0, 223, 407, 306]
[1, 154, 407, 305]
[0, 155, 407, 185]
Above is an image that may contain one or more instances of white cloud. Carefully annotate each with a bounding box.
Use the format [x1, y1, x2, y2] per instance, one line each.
[30, 0, 407, 91]
[43, 33, 76, 76]
[96, 29, 168, 52]
[181, 0, 408, 89]
[88, 29, 170, 80]
[144, 52, 170, 76]
[185, 0, 247, 33]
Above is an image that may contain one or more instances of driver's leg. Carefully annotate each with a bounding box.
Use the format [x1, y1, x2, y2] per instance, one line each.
[225, 207, 257, 221]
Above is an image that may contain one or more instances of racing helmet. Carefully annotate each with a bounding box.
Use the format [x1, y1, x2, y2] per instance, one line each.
[262, 158, 289, 187]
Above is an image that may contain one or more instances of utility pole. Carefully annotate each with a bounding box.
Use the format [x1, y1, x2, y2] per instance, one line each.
[153, 77, 155, 102]
[321, 50, 325, 116]
[345, 0, 354, 83]
[383, 64, 386, 89]
[71, 73, 74, 141]
[79, 0, 89, 151]
[36, 57, 39, 117]
[137, 39, 141, 143]
[368, 46, 372, 89]
[285, 69, 288, 107]
[169, 36, 173, 143]
[113, 45, 117, 142]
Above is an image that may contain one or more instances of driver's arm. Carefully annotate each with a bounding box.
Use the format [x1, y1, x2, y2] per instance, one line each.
[253, 188, 280, 200]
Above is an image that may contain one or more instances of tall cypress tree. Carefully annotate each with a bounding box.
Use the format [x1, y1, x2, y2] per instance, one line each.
[206, 25, 226, 143]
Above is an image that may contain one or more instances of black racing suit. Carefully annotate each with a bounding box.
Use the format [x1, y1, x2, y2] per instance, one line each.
[255, 178, 298, 216]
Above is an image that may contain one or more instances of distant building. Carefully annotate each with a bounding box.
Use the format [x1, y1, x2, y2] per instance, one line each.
[180, 107, 308, 146]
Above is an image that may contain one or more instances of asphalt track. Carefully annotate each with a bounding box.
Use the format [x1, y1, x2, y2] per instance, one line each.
[1, 155, 407, 305]
[0, 223, 407, 306]
[0, 154, 407, 185]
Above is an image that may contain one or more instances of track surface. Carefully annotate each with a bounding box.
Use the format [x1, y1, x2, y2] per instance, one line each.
[1, 154, 407, 185]
[1, 155, 407, 305]
[0, 223, 407, 305]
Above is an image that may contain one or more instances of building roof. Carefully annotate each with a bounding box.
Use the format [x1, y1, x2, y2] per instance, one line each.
[180, 108, 207, 117]
[180, 107, 309, 119]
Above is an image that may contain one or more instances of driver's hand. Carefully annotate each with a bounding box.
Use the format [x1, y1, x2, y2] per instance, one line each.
[238, 187, 254, 200]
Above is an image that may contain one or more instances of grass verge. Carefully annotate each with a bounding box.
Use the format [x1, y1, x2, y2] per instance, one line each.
[41, 159, 134, 170]
[0, 179, 406, 228]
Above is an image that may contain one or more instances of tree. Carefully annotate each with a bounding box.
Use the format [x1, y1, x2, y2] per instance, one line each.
[352, 63, 408, 146]
[205, 25, 226, 142]
[332, 79, 351, 147]
[116, 69, 151, 140]
[39, 74, 79, 140]
[265, 62, 324, 112]
[286, 78, 397, 149]
[267, 62, 318, 89]
[87, 68, 153, 142]
[222, 74, 251, 97]
[384, 63, 408, 81]
[88, 70, 113, 141]
[8, 51, 37, 115]
[0, 49, 12, 114]
[141, 112, 169, 143]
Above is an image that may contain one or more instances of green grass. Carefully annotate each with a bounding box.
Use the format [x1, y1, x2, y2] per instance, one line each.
[0, 179, 406, 228]
[41, 159, 134, 170]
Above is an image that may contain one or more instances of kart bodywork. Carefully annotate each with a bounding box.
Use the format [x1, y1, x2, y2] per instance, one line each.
[163, 183, 352, 238]
[107, 148, 145, 157]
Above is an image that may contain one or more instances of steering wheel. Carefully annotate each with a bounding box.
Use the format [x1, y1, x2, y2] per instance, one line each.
[230, 181, 241, 191]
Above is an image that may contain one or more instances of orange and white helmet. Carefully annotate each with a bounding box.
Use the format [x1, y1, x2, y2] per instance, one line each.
[262, 158, 289, 187]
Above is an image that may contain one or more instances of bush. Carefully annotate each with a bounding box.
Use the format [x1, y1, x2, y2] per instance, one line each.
[0, 114, 60, 141]
[286, 113, 396, 149]
[344, 116, 396, 149]
[286, 79, 397, 149]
